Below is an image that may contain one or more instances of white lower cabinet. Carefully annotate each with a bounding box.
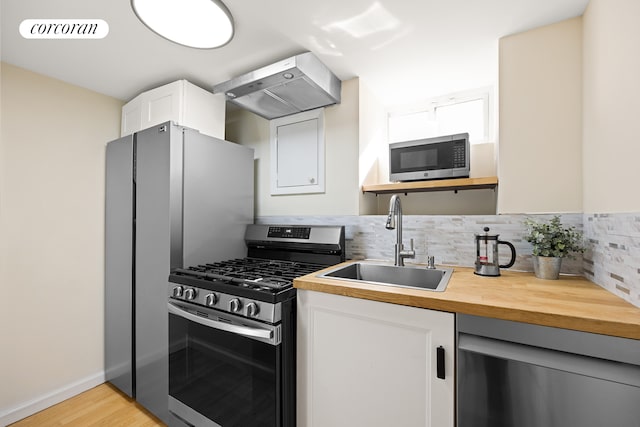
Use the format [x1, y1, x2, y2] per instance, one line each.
[296, 290, 455, 427]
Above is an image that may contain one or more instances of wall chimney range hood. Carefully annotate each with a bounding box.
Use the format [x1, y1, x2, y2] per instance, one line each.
[213, 52, 341, 120]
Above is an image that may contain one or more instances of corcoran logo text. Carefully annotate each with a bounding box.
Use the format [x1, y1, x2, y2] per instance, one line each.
[20, 19, 109, 39]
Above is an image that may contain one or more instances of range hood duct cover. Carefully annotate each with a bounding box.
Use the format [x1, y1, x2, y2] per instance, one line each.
[213, 52, 341, 120]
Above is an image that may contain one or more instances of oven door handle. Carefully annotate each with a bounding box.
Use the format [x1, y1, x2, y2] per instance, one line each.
[168, 302, 277, 342]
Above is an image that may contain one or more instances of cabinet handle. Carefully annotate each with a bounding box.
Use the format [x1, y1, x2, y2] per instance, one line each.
[437, 346, 445, 379]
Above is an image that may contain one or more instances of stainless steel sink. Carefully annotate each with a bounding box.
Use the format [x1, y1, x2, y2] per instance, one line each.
[318, 262, 452, 292]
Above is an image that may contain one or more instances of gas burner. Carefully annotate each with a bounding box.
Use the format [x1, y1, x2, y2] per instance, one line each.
[174, 257, 327, 295]
[253, 277, 292, 288]
[170, 224, 345, 305]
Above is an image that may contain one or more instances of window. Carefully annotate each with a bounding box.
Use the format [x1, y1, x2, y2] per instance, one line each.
[388, 88, 493, 145]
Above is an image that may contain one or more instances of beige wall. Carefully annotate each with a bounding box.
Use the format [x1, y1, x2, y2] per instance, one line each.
[498, 0, 640, 215]
[357, 79, 385, 215]
[583, 0, 640, 213]
[374, 190, 497, 216]
[226, 78, 360, 216]
[498, 17, 583, 214]
[0, 63, 122, 418]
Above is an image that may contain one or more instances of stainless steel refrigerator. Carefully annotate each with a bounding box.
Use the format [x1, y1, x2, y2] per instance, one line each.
[105, 121, 254, 426]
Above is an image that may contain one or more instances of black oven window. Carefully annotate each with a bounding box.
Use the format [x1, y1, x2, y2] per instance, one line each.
[169, 314, 280, 427]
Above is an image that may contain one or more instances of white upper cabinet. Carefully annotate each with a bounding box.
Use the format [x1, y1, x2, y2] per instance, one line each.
[270, 108, 325, 195]
[121, 80, 225, 138]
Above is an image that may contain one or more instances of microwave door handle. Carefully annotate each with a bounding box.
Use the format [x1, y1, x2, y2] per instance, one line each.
[168, 302, 275, 342]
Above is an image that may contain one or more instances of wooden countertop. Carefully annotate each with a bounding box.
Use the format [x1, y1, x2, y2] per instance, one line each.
[294, 261, 640, 340]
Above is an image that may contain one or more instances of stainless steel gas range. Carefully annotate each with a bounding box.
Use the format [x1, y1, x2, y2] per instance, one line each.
[167, 224, 345, 427]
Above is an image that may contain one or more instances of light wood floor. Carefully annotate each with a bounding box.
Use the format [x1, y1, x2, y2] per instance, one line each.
[10, 383, 167, 426]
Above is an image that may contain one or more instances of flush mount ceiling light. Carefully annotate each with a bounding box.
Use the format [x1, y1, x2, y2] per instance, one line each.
[131, 0, 234, 49]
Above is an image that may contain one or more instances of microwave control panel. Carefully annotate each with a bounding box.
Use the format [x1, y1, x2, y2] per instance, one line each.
[453, 141, 467, 168]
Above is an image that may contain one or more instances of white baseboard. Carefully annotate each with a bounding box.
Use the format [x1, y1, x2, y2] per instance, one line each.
[0, 371, 106, 427]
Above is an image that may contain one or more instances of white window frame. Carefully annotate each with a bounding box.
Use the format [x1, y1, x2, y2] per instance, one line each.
[387, 87, 495, 145]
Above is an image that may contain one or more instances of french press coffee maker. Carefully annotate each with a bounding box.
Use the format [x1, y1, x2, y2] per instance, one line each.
[474, 227, 516, 276]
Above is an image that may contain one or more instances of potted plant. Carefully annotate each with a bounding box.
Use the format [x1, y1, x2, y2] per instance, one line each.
[523, 215, 585, 280]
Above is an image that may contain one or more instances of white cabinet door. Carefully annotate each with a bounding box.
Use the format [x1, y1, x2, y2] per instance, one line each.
[142, 80, 182, 129]
[270, 108, 325, 195]
[122, 81, 182, 137]
[121, 98, 142, 137]
[297, 290, 455, 427]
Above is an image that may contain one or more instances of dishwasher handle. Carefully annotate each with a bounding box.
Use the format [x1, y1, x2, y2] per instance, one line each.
[458, 333, 640, 388]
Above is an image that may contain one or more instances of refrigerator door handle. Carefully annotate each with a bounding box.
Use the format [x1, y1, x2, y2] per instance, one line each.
[168, 302, 279, 345]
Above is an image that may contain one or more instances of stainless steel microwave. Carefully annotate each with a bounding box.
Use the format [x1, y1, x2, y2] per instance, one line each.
[389, 133, 470, 182]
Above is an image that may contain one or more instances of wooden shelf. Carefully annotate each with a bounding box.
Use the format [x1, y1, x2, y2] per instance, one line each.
[362, 176, 498, 195]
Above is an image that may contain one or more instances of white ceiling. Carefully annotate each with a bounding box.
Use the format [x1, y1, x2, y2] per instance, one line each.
[1, 0, 589, 109]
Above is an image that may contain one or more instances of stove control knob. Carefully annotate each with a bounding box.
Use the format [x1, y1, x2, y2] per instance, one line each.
[229, 298, 242, 313]
[246, 302, 260, 318]
[172, 286, 184, 298]
[205, 293, 218, 306]
[184, 288, 197, 301]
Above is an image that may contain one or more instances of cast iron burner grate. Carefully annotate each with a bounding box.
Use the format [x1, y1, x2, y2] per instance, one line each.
[176, 258, 326, 292]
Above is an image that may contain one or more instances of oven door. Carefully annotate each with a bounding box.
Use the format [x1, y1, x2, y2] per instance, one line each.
[168, 300, 282, 427]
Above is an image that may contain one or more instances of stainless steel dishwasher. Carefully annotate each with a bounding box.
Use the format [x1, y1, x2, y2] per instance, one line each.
[457, 314, 640, 427]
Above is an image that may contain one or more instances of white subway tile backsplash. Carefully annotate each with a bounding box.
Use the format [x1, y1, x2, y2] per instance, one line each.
[583, 213, 640, 307]
[257, 213, 640, 309]
[256, 213, 583, 271]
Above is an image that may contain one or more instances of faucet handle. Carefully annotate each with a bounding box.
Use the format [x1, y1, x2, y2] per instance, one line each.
[400, 238, 416, 260]
[402, 238, 414, 252]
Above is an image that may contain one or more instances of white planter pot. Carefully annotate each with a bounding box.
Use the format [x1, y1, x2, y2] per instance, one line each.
[533, 256, 563, 280]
